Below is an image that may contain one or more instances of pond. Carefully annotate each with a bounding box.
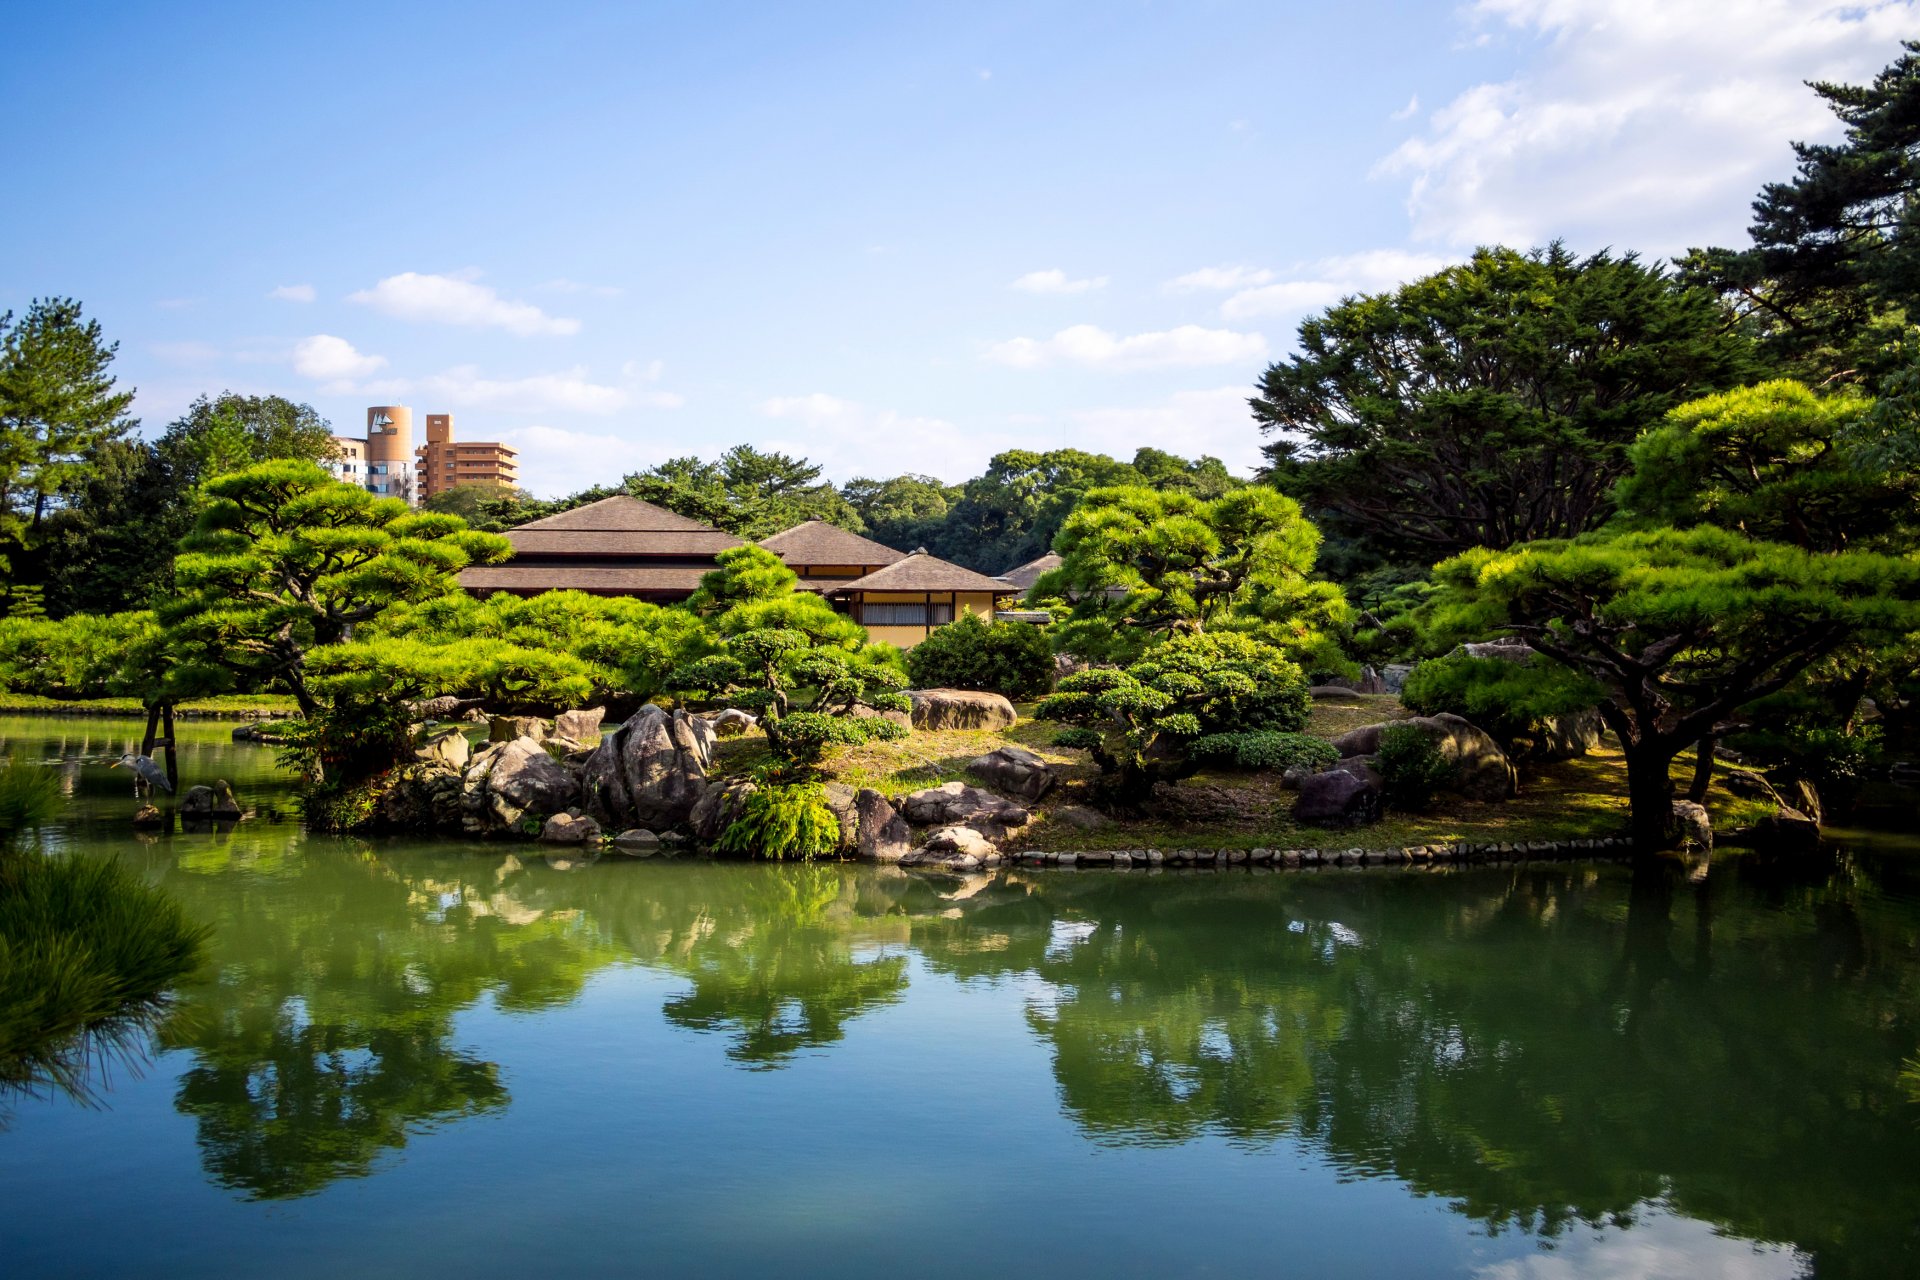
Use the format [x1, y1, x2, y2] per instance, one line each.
[2, 715, 1918, 1278]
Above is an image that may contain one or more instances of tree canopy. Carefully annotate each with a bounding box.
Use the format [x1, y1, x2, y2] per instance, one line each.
[1253, 245, 1757, 573]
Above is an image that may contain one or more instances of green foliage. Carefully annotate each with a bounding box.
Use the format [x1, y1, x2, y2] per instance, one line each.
[839, 473, 961, 551]
[688, 544, 805, 614]
[1037, 483, 1350, 669]
[1725, 722, 1884, 815]
[1188, 731, 1337, 773]
[0, 298, 138, 612]
[0, 763, 61, 851]
[1423, 526, 1920, 848]
[1400, 653, 1605, 747]
[764, 712, 908, 770]
[1615, 380, 1919, 553]
[0, 610, 158, 698]
[1036, 632, 1309, 806]
[157, 461, 511, 716]
[714, 782, 844, 860]
[369, 589, 710, 707]
[0, 846, 209, 1098]
[1375, 724, 1451, 813]
[1685, 42, 1920, 384]
[625, 446, 859, 540]
[1254, 245, 1757, 573]
[904, 610, 1054, 698]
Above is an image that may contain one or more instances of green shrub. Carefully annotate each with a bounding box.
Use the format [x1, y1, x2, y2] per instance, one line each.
[1376, 723, 1452, 811]
[905, 611, 1055, 698]
[715, 782, 843, 860]
[764, 711, 907, 769]
[1725, 722, 1883, 813]
[1189, 731, 1339, 773]
[0, 765, 61, 851]
[1401, 652, 1603, 745]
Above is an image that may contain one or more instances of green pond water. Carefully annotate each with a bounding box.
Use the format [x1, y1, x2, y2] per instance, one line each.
[2, 715, 1918, 1278]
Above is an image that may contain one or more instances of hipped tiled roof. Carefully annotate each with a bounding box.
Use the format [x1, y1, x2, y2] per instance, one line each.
[759, 520, 906, 568]
[459, 565, 715, 595]
[515, 494, 721, 533]
[500, 495, 742, 557]
[831, 551, 1012, 595]
[997, 552, 1061, 592]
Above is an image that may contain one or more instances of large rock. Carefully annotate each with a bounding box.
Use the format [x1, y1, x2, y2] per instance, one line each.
[180, 781, 242, 820]
[483, 736, 581, 825]
[901, 824, 1001, 869]
[1294, 761, 1382, 827]
[822, 783, 860, 854]
[854, 788, 912, 862]
[1671, 799, 1713, 851]
[709, 708, 758, 737]
[967, 745, 1056, 802]
[414, 724, 470, 772]
[490, 715, 549, 743]
[552, 707, 606, 746]
[1529, 709, 1604, 761]
[580, 705, 715, 831]
[908, 689, 1016, 731]
[1329, 713, 1516, 802]
[1752, 806, 1821, 850]
[899, 781, 1029, 829]
[608, 828, 662, 856]
[689, 778, 758, 843]
[539, 812, 601, 844]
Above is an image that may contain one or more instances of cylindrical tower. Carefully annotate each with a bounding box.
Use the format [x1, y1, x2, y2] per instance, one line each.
[364, 406, 416, 502]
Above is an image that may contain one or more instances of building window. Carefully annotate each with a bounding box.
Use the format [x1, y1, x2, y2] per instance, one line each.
[858, 602, 954, 626]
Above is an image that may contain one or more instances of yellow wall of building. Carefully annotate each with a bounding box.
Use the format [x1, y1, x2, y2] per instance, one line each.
[848, 590, 997, 649]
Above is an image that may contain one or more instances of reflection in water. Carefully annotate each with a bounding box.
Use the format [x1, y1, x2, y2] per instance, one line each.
[6, 715, 1920, 1275]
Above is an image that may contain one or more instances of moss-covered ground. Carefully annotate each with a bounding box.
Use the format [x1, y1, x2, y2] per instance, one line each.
[711, 691, 1781, 853]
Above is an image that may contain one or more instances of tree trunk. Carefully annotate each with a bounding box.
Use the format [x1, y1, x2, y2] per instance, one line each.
[1625, 744, 1676, 855]
[1686, 735, 1715, 803]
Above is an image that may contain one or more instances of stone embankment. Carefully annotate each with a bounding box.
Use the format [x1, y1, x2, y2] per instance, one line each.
[997, 836, 1637, 870]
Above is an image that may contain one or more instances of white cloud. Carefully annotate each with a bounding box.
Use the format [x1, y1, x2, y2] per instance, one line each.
[413, 366, 658, 414]
[1379, 0, 1920, 252]
[1221, 249, 1457, 320]
[1391, 94, 1420, 121]
[757, 393, 984, 479]
[292, 334, 388, 382]
[1472, 1200, 1807, 1280]
[985, 323, 1267, 371]
[348, 271, 581, 336]
[1165, 265, 1276, 293]
[268, 283, 316, 303]
[1011, 268, 1109, 295]
[1066, 386, 1263, 472]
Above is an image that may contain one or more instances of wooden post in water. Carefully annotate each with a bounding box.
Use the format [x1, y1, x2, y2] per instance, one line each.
[141, 700, 180, 792]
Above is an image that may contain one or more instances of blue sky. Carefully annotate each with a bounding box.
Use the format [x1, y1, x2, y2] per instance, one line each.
[5, 1, 1914, 495]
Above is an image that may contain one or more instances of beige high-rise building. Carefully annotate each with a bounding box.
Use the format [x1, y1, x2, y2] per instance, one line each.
[416, 413, 520, 500]
[363, 406, 416, 502]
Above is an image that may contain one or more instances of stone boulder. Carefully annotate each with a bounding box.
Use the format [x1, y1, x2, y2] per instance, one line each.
[709, 708, 758, 737]
[967, 745, 1056, 802]
[854, 788, 912, 862]
[413, 724, 470, 772]
[1528, 709, 1604, 761]
[1671, 800, 1713, 851]
[490, 715, 549, 743]
[689, 778, 758, 843]
[1752, 806, 1821, 851]
[580, 705, 715, 831]
[608, 828, 662, 856]
[1309, 685, 1366, 699]
[132, 803, 167, 829]
[1053, 804, 1110, 832]
[822, 783, 860, 854]
[908, 689, 1016, 731]
[539, 812, 602, 844]
[478, 736, 581, 827]
[1294, 760, 1382, 827]
[552, 707, 606, 746]
[180, 781, 243, 820]
[899, 781, 1029, 828]
[901, 824, 1001, 870]
[1329, 713, 1516, 802]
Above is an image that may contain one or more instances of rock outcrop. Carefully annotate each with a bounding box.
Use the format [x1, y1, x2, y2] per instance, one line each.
[466, 736, 580, 830]
[899, 781, 1030, 831]
[908, 689, 1017, 731]
[180, 781, 242, 820]
[1294, 760, 1383, 827]
[1329, 713, 1516, 802]
[689, 777, 757, 843]
[489, 715, 549, 743]
[580, 705, 715, 832]
[708, 708, 758, 737]
[539, 811, 601, 844]
[609, 828, 662, 855]
[414, 724, 470, 772]
[967, 745, 1055, 802]
[1671, 799, 1713, 851]
[901, 824, 1002, 870]
[853, 788, 912, 861]
[552, 707, 606, 746]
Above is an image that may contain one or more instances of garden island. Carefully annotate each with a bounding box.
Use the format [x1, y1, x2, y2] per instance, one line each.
[2, 20, 1919, 1280]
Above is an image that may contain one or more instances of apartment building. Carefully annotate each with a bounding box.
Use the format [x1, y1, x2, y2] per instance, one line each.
[325, 406, 517, 505]
[417, 413, 520, 501]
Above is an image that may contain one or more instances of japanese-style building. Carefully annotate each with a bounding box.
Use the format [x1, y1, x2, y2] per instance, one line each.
[457, 495, 743, 602]
[459, 501, 1008, 645]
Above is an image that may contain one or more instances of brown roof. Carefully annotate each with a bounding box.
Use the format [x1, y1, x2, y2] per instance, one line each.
[831, 551, 1012, 595]
[514, 494, 724, 533]
[504, 528, 741, 556]
[459, 565, 713, 596]
[997, 552, 1061, 592]
[759, 520, 906, 568]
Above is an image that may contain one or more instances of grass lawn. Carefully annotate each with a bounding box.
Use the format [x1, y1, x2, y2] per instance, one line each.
[715, 691, 1782, 853]
[0, 694, 298, 716]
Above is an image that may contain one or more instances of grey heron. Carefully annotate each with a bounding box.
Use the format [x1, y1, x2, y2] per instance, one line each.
[112, 752, 173, 795]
